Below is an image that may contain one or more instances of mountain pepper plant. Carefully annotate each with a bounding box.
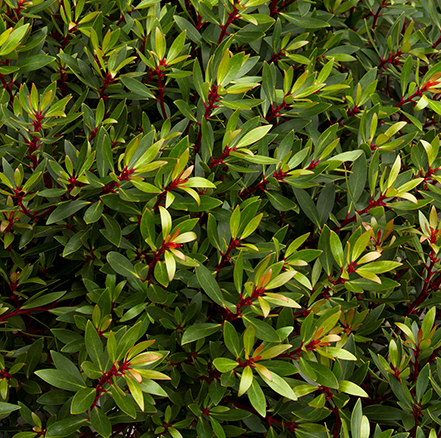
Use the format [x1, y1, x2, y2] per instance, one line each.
[2, 0, 441, 437]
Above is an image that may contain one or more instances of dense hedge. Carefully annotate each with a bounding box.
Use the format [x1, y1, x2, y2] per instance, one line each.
[2, 0, 441, 437]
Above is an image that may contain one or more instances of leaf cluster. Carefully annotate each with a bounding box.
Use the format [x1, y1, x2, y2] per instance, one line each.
[2, 0, 441, 438]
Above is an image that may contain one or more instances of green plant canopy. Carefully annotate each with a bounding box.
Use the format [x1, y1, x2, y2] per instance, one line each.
[1, 0, 441, 438]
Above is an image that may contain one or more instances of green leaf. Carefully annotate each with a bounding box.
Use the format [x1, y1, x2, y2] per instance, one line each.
[330, 230, 344, 267]
[173, 16, 202, 44]
[0, 402, 20, 414]
[85, 320, 104, 370]
[135, 0, 160, 7]
[84, 201, 104, 224]
[351, 230, 371, 263]
[348, 153, 367, 204]
[247, 379, 266, 417]
[46, 418, 88, 438]
[159, 206, 172, 239]
[181, 177, 216, 189]
[154, 27, 166, 60]
[131, 181, 162, 194]
[243, 317, 280, 342]
[230, 206, 241, 240]
[139, 379, 168, 396]
[107, 252, 140, 281]
[47, 200, 91, 224]
[71, 388, 96, 414]
[35, 370, 86, 392]
[175, 100, 197, 122]
[234, 251, 243, 295]
[299, 359, 339, 389]
[235, 126, 272, 149]
[120, 77, 155, 99]
[416, 364, 430, 403]
[90, 407, 112, 438]
[422, 306, 436, 338]
[224, 321, 241, 357]
[181, 323, 222, 345]
[351, 399, 363, 438]
[116, 322, 142, 361]
[213, 357, 239, 372]
[167, 30, 186, 63]
[209, 418, 225, 438]
[386, 155, 401, 189]
[21, 291, 65, 309]
[339, 380, 368, 398]
[280, 13, 330, 28]
[238, 366, 253, 396]
[126, 375, 144, 411]
[0, 24, 30, 56]
[63, 232, 84, 257]
[154, 260, 169, 287]
[265, 270, 297, 290]
[101, 214, 122, 247]
[51, 351, 84, 383]
[195, 264, 225, 306]
[266, 192, 298, 212]
[293, 189, 321, 230]
[17, 55, 56, 73]
[111, 387, 137, 418]
[261, 372, 297, 400]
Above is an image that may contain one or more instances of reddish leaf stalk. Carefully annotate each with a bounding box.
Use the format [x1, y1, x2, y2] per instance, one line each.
[432, 30, 441, 49]
[270, 0, 297, 15]
[266, 101, 289, 122]
[195, 85, 221, 153]
[0, 305, 56, 322]
[405, 250, 439, 316]
[146, 238, 182, 284]
[371, 0, 388, 30]
[209, 145, 234, 169]
[217, 4, 238, 44]
[216, 238, 241, 279]
[153, 175, 189, 210]
[157, 70, 167, 119]
[240, 178, 268, 198]
[395, 88, 422, 108]
[378, 50, 402, 70]
[98, 73, 115, 99]
[92, 361, 130, 407]
[335, 192, 387, 230]
[0, 74, 13, 104]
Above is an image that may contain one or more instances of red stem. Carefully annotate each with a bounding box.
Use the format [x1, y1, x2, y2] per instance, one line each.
[209, 146, 233, 169]
[216, 238, 240, 279]
[196, 85, 221, 156]
[432, 30, 441, 48]
[157, 72, 167, 119]
[240, 178, 268, 199]
[269, 0, 279, 16]
[395, 88, 422, 108]
[378, 50, 402, 71]
[0, 74, 13, 104]
[217, 5, 238, 44]
[335, 192, 387, 230]
[266, 101, 288, 123]
[372, 0, 387, 30]
[0, 305, 55, 322]
[405, 252, 438, 316]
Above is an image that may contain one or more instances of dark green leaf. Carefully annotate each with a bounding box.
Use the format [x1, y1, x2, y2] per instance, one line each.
[47, 200, 91, 224]
[90, 407, 112, 438]
[195, 265, 225, 306]
[181, 323, 222, 345]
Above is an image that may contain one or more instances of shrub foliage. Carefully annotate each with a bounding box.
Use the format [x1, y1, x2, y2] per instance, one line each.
[2, 0, 441, 437]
